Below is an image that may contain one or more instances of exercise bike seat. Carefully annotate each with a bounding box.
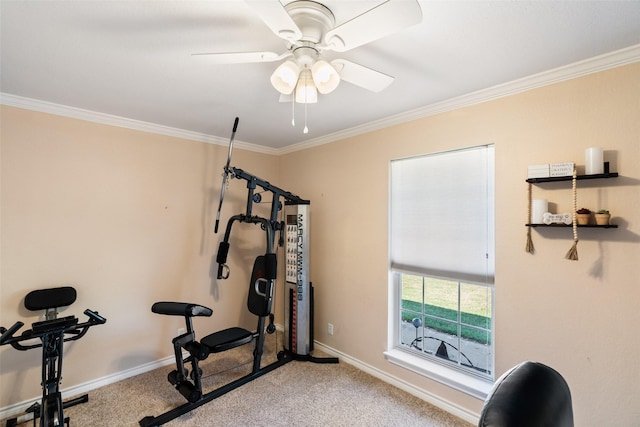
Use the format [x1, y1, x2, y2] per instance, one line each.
[25, 286, 77, 311]
[151, 302, 213, 318]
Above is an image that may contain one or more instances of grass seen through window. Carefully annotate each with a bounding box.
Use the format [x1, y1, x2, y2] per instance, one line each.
[401, 275, 492, 343]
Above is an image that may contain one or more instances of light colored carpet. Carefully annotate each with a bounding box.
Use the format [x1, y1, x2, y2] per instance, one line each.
[6, 334, 474, 426]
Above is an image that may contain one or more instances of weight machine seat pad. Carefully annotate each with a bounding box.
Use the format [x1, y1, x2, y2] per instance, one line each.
[201, 327, 253, 353]
[152, 302, 213, 318]
[25, 287, 77, 311]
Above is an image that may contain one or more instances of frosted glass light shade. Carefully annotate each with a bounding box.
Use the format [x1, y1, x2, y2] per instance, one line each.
[295, 70, 318, 103]
[270, 60, 300, 95]
[311, 60, 340, 94]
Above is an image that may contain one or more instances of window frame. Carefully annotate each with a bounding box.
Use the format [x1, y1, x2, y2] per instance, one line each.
[386, 272, 494, 398]
[386, 145, 495, 398]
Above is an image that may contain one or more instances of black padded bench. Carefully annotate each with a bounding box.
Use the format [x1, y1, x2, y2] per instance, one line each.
[151, 302, 255, 354]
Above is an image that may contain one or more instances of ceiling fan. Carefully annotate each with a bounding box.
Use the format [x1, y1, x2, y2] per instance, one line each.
[195, 0, 423, 131]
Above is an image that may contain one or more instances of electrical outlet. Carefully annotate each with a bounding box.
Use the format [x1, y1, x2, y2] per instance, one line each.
[327, 323, 334, 336]
[178, 328, 186, 336]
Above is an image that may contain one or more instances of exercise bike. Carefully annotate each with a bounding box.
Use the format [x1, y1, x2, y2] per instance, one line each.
[0, 286, 106, 427]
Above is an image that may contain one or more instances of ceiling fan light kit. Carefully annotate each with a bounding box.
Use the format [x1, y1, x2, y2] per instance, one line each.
[270, 46, 340, 100]
[200, 0, 423, 132]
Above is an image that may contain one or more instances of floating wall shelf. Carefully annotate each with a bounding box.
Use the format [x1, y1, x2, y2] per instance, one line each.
[526, 172, 618, 184]
[526, 171, 619, 229]
[525, 223, 618, 228]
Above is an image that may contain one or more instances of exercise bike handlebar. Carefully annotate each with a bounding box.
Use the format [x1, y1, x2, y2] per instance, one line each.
[0, 310, 107, 351]
[0, 321, 24, 345]
[84, 309, 107, 324]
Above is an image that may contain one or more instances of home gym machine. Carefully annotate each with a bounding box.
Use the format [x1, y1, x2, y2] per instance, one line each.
[0, 286, 107, 427]
[139, 118, 336, 426]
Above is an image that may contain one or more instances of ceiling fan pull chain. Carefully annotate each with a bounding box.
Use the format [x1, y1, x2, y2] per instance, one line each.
[303, 101, 309, 134]
[303, 70, 309, 133]
[291, 94, 295, 127]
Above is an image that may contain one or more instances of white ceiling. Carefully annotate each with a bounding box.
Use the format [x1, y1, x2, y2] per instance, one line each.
[2, 1, 640, 150]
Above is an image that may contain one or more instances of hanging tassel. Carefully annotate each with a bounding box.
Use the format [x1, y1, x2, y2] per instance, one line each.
[565, 168, 579, 260]
[525, 183, 534, 253]
[565, 239, 579, 260]
[526, 231, 535, 253]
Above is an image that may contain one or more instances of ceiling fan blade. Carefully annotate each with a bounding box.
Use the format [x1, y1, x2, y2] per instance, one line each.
[245, 0, 302, 42]
[331, 59, 394, 93]
[191, 51, 287, 64]
[324, 0, 422, 52]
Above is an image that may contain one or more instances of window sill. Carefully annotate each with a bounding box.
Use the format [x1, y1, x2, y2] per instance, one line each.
[384, 348, 493, 400]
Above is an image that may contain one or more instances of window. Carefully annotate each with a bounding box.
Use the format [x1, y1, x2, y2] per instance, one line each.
[386, 145, 494, 397]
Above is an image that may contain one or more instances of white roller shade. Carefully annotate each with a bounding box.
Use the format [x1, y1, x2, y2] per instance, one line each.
[390, 145, 494, 285]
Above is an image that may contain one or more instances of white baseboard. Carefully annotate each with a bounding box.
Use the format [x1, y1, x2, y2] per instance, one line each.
[0, 355, 175, 421]
[313, 341, 480, 425]
[2, 339, 480, 425]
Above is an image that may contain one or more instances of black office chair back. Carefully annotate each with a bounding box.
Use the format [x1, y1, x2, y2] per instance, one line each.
[478, 361, 574, 427]
[25, 286, 77, 320]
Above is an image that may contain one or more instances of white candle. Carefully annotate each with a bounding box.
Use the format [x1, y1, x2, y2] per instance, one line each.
[585, 147, 604, 175]
[532, 199, 548, 224]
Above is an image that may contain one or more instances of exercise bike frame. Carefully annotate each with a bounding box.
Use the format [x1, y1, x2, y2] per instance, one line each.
[0, 309, 106, 427]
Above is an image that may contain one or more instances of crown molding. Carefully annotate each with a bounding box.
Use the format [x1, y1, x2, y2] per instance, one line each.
[2, 44, 639, 157]
[278, 43, 640, 155]
[0, 94, 279, 156]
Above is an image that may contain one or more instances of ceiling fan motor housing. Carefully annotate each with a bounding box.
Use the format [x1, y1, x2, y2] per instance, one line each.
[285, 1, 335, 45]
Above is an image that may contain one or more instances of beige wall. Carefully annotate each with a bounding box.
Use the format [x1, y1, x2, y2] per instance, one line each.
[1, 62, 639, 425]
[279, 63, 640, 426]
[0, 108, 278, 407]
